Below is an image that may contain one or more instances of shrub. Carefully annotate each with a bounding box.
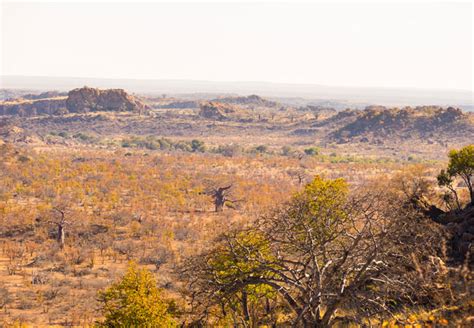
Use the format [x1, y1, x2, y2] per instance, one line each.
[97, 262, 176, 327]
[255, 145, 268, 154]
[304, 147, 319, 156]
[191, 139, 206, 152]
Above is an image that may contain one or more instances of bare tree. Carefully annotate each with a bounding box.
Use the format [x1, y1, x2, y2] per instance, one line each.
[287, 168, 309, 185]
[180, 177, 448, 326]
[48, 207, 70, 249]
[204, 184, 242, 212]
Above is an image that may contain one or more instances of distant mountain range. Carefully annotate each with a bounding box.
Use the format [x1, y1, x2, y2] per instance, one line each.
[1, 75, 473, 110]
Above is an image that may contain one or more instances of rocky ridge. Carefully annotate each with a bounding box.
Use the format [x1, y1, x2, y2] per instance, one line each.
[0, 87, 150, 116]
[325, 106, 474, 143]
[66, 87, 149, 113]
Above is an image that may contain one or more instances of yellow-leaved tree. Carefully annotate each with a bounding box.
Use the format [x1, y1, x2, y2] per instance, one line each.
[97, 262, 177, 327]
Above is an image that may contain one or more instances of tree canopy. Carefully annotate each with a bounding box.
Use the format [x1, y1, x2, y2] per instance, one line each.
[438, 145, 474, 207]
[97, 262, 176, 327]
[181, 176, 446, 326]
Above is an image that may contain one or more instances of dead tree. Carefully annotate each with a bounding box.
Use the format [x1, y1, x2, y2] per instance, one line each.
[205, 184, 242, 212]
[48, 207, 69, 249]
[287, 168, 309, 185]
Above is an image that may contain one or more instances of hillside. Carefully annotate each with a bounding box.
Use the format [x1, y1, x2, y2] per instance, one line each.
[327, 106, 474, 144]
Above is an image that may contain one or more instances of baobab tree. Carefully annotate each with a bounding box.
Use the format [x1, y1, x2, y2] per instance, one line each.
[204, 184, 242, 212]
[48, 207, 70, 249]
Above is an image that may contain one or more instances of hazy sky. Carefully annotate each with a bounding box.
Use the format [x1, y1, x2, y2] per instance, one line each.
[1, 0, 472, 90]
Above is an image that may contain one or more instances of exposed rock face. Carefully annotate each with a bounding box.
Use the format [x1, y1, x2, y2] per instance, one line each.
[199, 101, 236, 120]
[66, 87, 149, 113]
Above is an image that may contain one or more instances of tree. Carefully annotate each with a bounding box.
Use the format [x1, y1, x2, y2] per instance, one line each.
[97, 262, 176, 327]
[304, 147, 319, 156]
[438, 145, 474, 207]
[204, 184, 242, 212]
[181, 176, 446, 326]
[48, 207, 69, 249]
[191, 139, 205, 153]
[449, 145, 474, 205]
[437, 169, 461, 211]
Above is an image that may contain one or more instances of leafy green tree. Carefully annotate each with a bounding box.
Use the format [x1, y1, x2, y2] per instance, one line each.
[97, 262, 176, 327]
[438, 145, 474, 207]
[437, 169, 461, 210]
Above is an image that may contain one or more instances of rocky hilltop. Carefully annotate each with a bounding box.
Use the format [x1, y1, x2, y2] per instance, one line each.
[327, 106, 474, 143]
[0, 87, 150, 116]
[66, 87, 149, 113]
[199, 101, 237, 120]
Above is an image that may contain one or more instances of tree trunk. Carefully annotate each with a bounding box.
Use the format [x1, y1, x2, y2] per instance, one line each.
[57, 224, 65, 249]
[241, 290, 250, 322]
[215, 195, 225, 212]
[469, 185, 473, 207]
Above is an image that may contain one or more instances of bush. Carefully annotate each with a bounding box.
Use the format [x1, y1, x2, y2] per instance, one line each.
[191, 139, 206, 152]
[304, 147, 319, 156]
[97, 262, 176, 327]
[214, 144, 242, 157]
[255, 145, 268, 154]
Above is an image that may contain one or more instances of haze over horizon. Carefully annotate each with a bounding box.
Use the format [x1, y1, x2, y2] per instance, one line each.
[2, 1, 472, 91]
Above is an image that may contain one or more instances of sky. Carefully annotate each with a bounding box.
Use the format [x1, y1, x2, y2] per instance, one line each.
[1, 0, 473, 91]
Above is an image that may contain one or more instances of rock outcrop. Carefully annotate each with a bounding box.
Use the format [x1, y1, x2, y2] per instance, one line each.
[328, 106, 473, 143]
[66, 87, 149, 113]
[0, 87, 150, 116]
[199, 101, 236, 120]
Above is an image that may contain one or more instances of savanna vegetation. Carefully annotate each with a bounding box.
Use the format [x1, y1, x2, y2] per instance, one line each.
[0, 140, 472, 327]
[1, 91, 473, 328]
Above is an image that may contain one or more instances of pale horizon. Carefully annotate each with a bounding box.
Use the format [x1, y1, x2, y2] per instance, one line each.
[2, 1, 473, 91]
